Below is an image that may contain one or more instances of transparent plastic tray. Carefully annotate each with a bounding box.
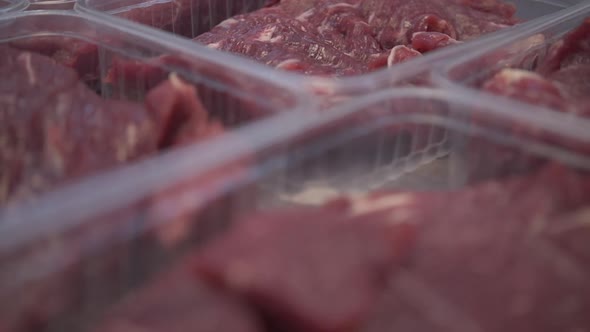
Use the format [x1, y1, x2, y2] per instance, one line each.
[74, 0, 585, 97]
[0, 0, 28, 13]
[2, 86, 590, 332]
[27, 0, 74, 9]
[0, 10, 310, 214]
[435, 0, 590, 121]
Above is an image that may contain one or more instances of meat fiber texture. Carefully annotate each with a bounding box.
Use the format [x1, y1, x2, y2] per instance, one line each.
[91, 163, 590, 332]
[0, 46, 251, 332]
[457, 19, 590, 182]
[194, 0, 518, 76]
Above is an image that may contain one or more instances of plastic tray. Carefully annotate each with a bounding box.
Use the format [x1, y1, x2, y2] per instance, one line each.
[73, 0, 585, 96]
[435, 0, 590, 121]
[0, 0, 28, 13]
[2, 85, 590, 332]
[27, 0, 74, 9]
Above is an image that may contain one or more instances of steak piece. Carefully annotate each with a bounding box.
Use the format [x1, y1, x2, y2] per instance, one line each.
[9, 37, 99, 86]
[117, 0, 271, 38]
[360, 0, 516, 49]
[0, 46, 155, 204]
[193, 204, 416, 332]
[361, 164, 590, 332]
[0, 47, 227, 332]
[196, 5, 368, 75]
[94, 253, 263, 332]
[195, 0, 517, 76]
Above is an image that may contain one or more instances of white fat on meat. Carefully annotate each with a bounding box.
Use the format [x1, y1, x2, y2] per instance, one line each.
[326, 2, 358, 9]
[348, 193, 414, 216]
[296, 8, 315, 22]
[493, 68, 545, 83]
[217, 17, 239, 29]
[18, 53, 36, 85]
[275, 59, 301, 69]
[207, 42, 222, 49]
[255, 26, 282, 43]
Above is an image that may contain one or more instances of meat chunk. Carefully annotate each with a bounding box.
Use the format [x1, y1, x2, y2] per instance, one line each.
[193, 205, 416, 332]
[482, 69, 571, 111]
[94, 254, 263, 332]
[0, 46, 222, 205]
[117, 0, 271, 38]
[361, 164, 590, 332]
[0, 46, 227, 332]
[0, 46, 155, 204]
[195, 0, 517, 76]
[482, 18, 590, 111]
[9, 38, 99, 85]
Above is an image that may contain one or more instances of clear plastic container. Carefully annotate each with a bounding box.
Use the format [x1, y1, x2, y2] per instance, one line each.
[0, 0, 28, 13]
[435, 0, 590, 122]
[2, 86, 590, 332]
[27, 0, 75, 9]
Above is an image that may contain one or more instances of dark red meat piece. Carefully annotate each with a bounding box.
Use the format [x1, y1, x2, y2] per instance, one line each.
[9, 38, 99, 84]
[94, 254, 263, 332]
[118, 0, 271, 38]
[538, 18, 590, 75]
[0, 46, 227, 332]
[195, 6, 366, 76]
[411, 31, 461, 53]
[482, 68, 571, 111]
[360, 164, 590, 332]
[0, 46, 155, 204]
[195, 0, 517, 76]
[193, 205, 416, 332]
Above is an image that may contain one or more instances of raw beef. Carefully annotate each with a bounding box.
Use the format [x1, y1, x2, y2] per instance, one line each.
[0, 46, 227, 332]
[361, 164, 590, 332]
[193, 205, 416, 332]
[194, 0, 518, 76]
[481, 19, 590, 111]
[94, 253, 263, 332]
[0, 46, 153, 204]
[0, 46, 222, 205]
[9, 37, 99, 86]
[117, 0, 271, 38]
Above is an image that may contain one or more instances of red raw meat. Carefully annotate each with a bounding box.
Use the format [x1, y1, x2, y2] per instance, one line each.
[117, 0, 271, 38]
[9, 37, 99, 85]
[193, 205, 416, 332]
[361, 164, 590, 332]
[0, 47, 228, 332]
[538, 18, 590, 75]
[411, 31, 461, 53]
[195, 5, 367, 76]
[195, 0, 517, 76]
[0, 46, 156, 204]
[94, 253, 263, 332]
[482, 68, 572, 111]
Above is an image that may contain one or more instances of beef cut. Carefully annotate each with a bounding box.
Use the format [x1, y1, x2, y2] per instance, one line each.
[0, 46, 222, 206]
[94, 253, 264, 332]
[195, 0, 518, 76]
[480, 18, 590, 113]
[361, 164, 590, 332]
[116, 0, 271, 38]
[0, 45, 228, 332]
[193, 204, 417, 332]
